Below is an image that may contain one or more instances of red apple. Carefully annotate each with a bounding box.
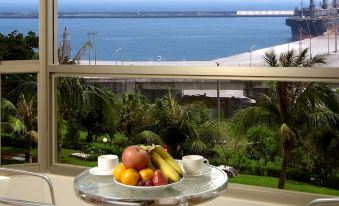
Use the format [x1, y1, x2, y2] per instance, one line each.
[122, 145, 148, 171]
[151, 170, 168, 186]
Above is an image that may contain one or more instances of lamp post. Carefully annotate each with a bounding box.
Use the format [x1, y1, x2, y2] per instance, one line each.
[88, 32, 97, 65]
[115, 48, 122, 66]
[299, 27, 303, 53]
[249, 45, 255, 67]
[103, 137, 108, 149]
[335, 19, 338, 52]
[216, 61, 221, 122]
[328, 29, 330, 55]
[88, 33, 91, 65]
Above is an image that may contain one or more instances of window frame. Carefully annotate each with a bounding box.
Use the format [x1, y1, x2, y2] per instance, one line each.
[4, 0, 332, 175]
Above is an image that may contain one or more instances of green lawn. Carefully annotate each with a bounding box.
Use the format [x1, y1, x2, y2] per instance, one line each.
[230, 174, 339, 196]
[61, 148, 97, 167]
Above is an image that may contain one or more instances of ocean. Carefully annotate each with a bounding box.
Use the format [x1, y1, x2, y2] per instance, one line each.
[0, 17, 291, 61]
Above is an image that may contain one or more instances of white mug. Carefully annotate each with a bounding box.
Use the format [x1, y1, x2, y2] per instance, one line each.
[182, 155, 209, 175]
[98, 154, 119, 171]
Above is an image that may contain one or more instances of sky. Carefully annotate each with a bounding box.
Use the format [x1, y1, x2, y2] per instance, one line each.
[0, 0, 319, 12]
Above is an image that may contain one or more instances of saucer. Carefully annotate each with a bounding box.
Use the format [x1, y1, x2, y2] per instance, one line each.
[183, 166, 212, 177]
[89, 167, 113, 176]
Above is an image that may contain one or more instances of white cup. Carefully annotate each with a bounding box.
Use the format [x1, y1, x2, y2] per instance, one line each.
[182, 155, 209, 175]
[98, 154, 119, 171]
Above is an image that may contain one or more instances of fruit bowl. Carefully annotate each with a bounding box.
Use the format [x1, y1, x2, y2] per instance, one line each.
[114, 177, 184, 190]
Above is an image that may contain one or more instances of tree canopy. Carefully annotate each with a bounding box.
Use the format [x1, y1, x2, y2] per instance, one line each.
[0, 30, 39, 60]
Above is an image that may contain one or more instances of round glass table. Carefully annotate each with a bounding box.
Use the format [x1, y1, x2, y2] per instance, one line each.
[73, 164, 228, 206]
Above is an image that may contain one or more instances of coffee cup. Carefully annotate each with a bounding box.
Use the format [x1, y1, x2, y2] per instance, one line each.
[182, 155, 209, 175]
[97, 154, 119, 171]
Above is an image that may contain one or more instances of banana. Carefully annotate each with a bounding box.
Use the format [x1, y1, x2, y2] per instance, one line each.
[139, 144, 149, 151]
[146, 155, 156, 170]
[151, 151, 180, 182]
[154, 145, 183, 176]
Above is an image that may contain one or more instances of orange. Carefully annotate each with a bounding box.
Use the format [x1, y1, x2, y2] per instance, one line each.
[139, 168, 154, 180]
[113, 163, 126, 182]
[120, 168, 140, 186]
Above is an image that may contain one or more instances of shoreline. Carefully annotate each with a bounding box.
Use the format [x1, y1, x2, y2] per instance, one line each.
[80, 35, 339, 67]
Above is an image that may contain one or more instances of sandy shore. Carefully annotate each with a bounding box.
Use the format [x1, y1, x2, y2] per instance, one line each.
[81, 34, 339, 67]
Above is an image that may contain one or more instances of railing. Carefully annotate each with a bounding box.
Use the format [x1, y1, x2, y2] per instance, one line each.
[307, 198, 339, 206]
[0, 167, 56, 206]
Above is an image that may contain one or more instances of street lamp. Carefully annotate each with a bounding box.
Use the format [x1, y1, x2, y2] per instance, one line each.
[249, 45, 255, 67]
[335, 19, 338, 52]
[328, 29, 330, 55]
[115, 48, 123, 66]
[103, 137, 108, 148]
[88, 32, 97, 65]
[216, 61, 221, 122]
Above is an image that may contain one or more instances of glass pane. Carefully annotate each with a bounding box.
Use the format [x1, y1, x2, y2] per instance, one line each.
[54, 76, 339, 193]
[0, 0, 39, 61]
[57, 0, 338, 68]
[1, 73, 38, 165]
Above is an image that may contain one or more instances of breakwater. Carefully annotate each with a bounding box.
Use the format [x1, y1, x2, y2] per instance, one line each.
[0, 11, 294, 18]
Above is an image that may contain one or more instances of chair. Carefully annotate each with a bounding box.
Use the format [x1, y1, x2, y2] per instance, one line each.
[0, 167, 56, 206]
[307, 198, 339, 206]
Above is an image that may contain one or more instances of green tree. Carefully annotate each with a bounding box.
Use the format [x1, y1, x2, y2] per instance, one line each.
[56, 78, 118, 162]
[2, 75, 38, 163]
[232, 48, 339, 189]
[151, 91, 225, 160]
[0, 30, 39, 60]
[245, 126, 278, 164]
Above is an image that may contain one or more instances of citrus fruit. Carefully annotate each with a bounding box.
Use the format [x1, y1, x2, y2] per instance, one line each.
[113, 163, 126, 182]
[139, 168, 154, 180]
[120, 168, 140, 186]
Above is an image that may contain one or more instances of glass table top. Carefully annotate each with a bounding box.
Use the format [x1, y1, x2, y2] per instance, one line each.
[74, 164, 228, 206]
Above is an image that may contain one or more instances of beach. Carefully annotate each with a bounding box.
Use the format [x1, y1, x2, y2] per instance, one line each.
[82, 34, 339, 67]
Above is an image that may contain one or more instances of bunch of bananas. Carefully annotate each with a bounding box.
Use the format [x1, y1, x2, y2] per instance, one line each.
[140, 145, 183, 183]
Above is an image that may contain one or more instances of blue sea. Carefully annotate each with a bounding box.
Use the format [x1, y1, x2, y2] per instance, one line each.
[0, 17, 291, 61]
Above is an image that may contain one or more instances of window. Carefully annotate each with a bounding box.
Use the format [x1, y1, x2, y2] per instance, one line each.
[56, 0, 338, 68]
[0, 0, 39, 61]
[1, 0, 338, 193]
[1, 73, 38, 165]
[0, 1, 40, 169]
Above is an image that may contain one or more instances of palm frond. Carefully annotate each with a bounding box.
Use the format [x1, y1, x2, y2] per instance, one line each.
[232, 106, 277, 137]
[134, 130, 164, 145]
[306, 108, 339, 129]
[7, 116, 26, 134]
[1, 99, 17, 119]
[303, 54, 326, 67]
[294, 48, 308, 66]
[182, 138, 209, 155]
[263, 49, 279, 67]
[279, 49, 296, 67]
[292, 83, 339, 122]
[5, 81, 37, 102]
[26, 130, 39, 142]
[197, 120, 224, 146]
[278, 123, 294, 143]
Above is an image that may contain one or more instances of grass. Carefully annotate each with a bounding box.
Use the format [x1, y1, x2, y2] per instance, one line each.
[60, 148, 97, 168]
[230, 174, 339, 196]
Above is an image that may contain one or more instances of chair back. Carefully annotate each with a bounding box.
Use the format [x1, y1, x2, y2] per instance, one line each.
[0, 167, 56, 206]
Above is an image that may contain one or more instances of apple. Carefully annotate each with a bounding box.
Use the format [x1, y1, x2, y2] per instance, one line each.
[122, 145, 148, 171]
[151, 170, 168, 186]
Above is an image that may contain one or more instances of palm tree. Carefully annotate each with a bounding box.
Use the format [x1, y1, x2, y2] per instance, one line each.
[56, 77, 119, 162]
[232, 48, 339, 189]
[3, 77, 38, 163]
[58, 27, 91, 65]
[1, 98, 38, 163]
[151, 91, 225, 160]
